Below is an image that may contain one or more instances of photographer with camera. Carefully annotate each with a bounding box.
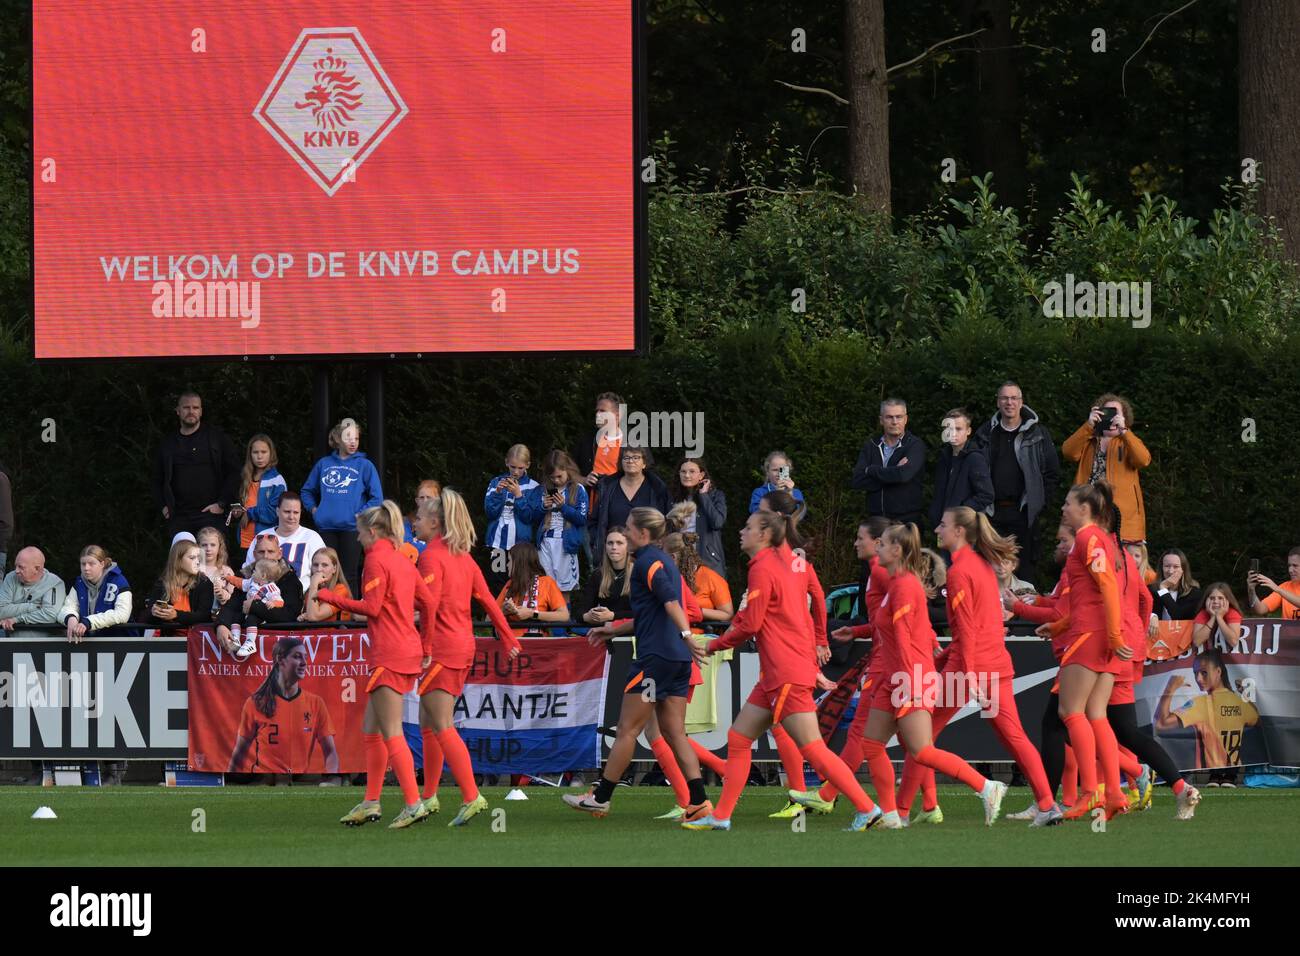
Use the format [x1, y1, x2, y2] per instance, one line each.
[1062, 393, 1151, 545]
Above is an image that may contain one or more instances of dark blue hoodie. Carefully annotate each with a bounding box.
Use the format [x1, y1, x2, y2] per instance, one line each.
[301, 451, 383, 531]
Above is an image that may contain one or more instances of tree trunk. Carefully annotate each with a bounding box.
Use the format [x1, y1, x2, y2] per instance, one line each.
[845, 0, 891, 216]
[1240, 0, 1300, 260]
[964, 0, 1025, 210]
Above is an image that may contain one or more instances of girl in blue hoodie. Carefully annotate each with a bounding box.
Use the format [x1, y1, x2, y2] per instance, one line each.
[58, 545, 133, 639]
[301, 418, 383, 592]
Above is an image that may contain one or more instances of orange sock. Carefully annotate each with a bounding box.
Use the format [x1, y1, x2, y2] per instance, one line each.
[915, 744, 986, 793]
[386, 735, 419, 805]
[862, 739, 897, 813]
[1062, 713, 1097, 796]
[895, 754, 924, 815]
[820, 735, 865, 802]
[801, 740, 875, 814]
[436, 727, 479, 803]
[1090, 717, 1123, 802]
[921, 768, 938, 811]
[363, 733, 387, 802]
[1118, 745, 1142, 782]
[650, 737, 690, 808]
[420, 729, 443, 799]
[1171, 778, 1187, 795]
[1063, 745, 1079, 805]
[772, 724, 806, 792]
[689, 738, 727, 777]
[714, 730, 754, 821]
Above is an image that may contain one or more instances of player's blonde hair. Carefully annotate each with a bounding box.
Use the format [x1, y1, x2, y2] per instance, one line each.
[356, 500, 405, 548]
[431, 488, 476, 555]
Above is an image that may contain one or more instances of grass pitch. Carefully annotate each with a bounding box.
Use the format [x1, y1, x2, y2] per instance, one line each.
[1, 785, 1295, 866]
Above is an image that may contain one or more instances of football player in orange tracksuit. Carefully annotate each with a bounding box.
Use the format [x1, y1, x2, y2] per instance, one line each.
[759, 490, 838, 817]
[684, 511, 882, 831]
[1109, 529, 1200, 819]
[794, 523, 1009, 828]
[800, 517, 901, 816]
[407, 490, 521, 826]
[1046, 482, 1133, 822]
[893, 507, 1060, 826]
[1004, 523, 1076, 819]
[317, 502, 438, 830]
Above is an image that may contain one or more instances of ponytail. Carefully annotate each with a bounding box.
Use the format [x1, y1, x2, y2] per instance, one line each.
[883, 523, 929, 582]
[628, 507, 667, 542]
[1070, 480, 1116, 533]
[945, 506, 1019, 568]
[760, 488, 806, 551]
[434, 488, 476, 555]
[750, 510, 788, 549]
[356, 499, 404, 547]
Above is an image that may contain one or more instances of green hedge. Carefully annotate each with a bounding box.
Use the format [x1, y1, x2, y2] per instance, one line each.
[2, 170, 1298, 599]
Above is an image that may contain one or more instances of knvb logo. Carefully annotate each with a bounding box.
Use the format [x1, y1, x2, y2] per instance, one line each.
[254, 27, 409, 195]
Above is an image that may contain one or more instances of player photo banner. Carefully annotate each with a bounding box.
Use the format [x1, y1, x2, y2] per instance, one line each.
[187, 628, 610, 774]
[187, 627, 363, 773]
[1134, 619, 1300, 772]
[402, 636, 611, 774]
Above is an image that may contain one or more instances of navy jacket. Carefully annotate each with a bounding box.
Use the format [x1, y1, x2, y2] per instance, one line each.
[928, 444, 994, 528]
[850, 431, 928, 521]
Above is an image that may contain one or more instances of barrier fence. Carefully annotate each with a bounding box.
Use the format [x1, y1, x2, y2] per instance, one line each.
[0, 620, 1296, 774]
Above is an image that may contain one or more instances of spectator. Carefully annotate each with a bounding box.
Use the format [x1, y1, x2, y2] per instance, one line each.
[575, 392, 625, 487]
[152, 391, 241, 542]
[748, 450, 805, 515]
[971, 382, 1060, 576]
[573, 392, 625, 572]
[225, 558, 288, 660]
[1125, 542, 1158, 586]
[246, 492, 327, 592]
[197, 526, 237, 615]
[1192, 582, 1244, 650]
[0, 458, 12, 573]
[519, 450, 588, 598]
[664, 530, 733, 627]
[576, 527, 634, 625]
[215, 534, 304, 654]
[484, 445, 540, 588]
[590, 445, 669, 565]
[301, 548, 355, 623]
[1151, 548, 1202, 620]
[921, 546, 949, 630]
[670, 458, 728, 575]
[496, 541, 570, 637]
[851, 398, 928, 524]
[928, 407, 993, 532]
[228, 434, 286, 552]
[996, 556, 1037, 600]
[301, 417, 382, 592]
[1061, 393, 1151, 544]
[403, 479, 443, 556]
[1247, 546, 1300, 620]
[0, 546, 67, 638]
[142, 539, 215, 630]
[59, 545, 133, 641]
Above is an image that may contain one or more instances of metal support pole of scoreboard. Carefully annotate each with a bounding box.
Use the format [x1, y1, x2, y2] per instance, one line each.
[312, 366, 331, 460]
[367, 363, 385, 485]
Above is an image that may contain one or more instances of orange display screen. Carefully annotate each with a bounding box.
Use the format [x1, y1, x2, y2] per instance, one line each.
[33, 1, 642, 359]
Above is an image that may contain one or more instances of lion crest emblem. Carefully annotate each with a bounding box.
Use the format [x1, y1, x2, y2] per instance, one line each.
[294, 48, 364, 130]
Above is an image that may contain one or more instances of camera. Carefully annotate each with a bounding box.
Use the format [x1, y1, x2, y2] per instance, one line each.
[1094, 406, 1118, 434]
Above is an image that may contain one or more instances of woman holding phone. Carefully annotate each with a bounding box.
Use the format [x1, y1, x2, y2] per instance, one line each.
[519, 450, 588, 599]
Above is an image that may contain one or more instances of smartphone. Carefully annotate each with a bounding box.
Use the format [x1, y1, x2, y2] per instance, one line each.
[1250, 558, 1260, 574]
[778, 465, 791, 483]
